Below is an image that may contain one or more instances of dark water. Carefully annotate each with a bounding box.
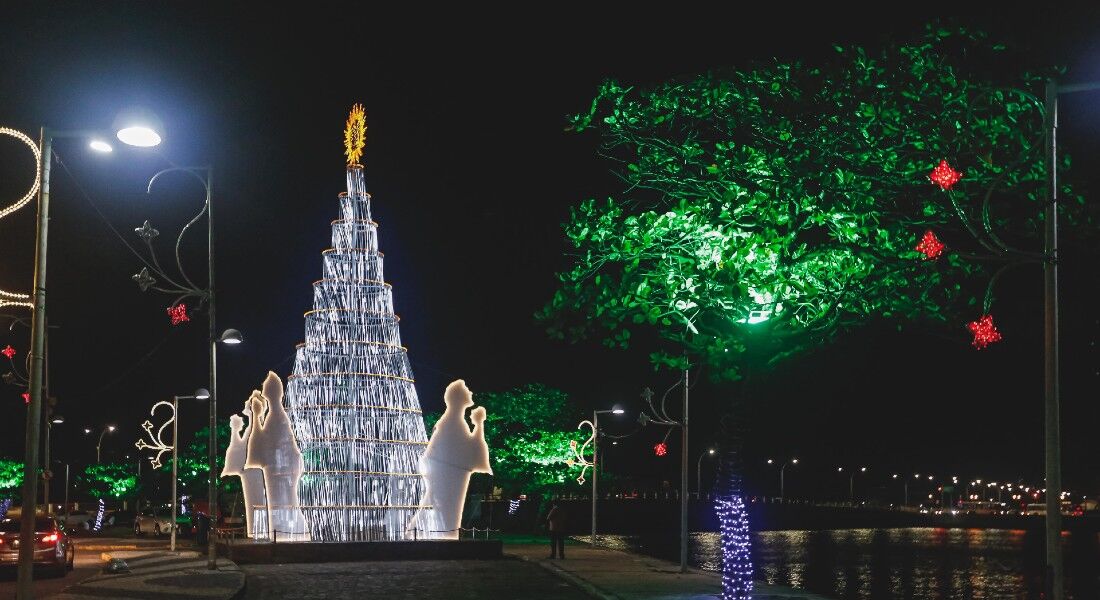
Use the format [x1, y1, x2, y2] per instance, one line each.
[596, 528, 1100, 599]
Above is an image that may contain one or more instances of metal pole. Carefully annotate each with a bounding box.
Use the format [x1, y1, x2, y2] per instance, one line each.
[849, 473, 854, 503]
[696, 452, 705, 494]
[63, 464, 69, 523]
[97, 429, 106, 463]
[43, 422, 50, 514]
[591, 411, 598, 547]
[679, 367, 688, 573]
[780, 463, 785, 500]
[206, 170, 218, 570]
[1043, 80, 1064, 600]
[17, 128, 51, 600]
[904, 481, 908, 507]
[171, 397, 179, 552]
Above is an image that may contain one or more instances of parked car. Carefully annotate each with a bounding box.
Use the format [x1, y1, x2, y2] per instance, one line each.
[134, 509, 175, 536]
[0, 516, 75, 576]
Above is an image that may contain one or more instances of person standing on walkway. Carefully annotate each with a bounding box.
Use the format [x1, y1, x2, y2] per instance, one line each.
[546, 502, 568, 559]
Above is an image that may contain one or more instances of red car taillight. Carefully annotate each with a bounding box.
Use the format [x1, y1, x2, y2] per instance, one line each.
[40, 533, 58, 545]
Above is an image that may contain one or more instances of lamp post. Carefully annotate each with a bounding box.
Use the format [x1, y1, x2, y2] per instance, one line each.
[697, 448, 715, 493]
[139, 166, 239, 570]
[892, 474, 908, 507]
[1041, 80, 1100, 600]
[837, 467, 867, 503]
[168, 390, 210, 552]
[12, 115, 160, 599]
[772, 458, 798, 500]
[94, 425, 117, 463]
[43, 415, 63, 514]
[590, 405, 624, 547]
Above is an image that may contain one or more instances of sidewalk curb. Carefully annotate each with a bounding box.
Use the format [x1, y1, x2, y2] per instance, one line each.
[512, 552, 619, 600]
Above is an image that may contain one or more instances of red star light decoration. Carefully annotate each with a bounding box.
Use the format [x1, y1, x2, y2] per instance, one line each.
[1, 345, 14, 360]
[167, 304, 190, 326]
[654, 441, 668, 457]
[915, 230, 945, 260]
[967, 314, 1003, 350]
[929, 160, 962, 191]
[21, 392, 29, 404]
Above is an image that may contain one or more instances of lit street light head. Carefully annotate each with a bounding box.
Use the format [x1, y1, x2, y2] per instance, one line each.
[767, 459, 774, 464]
[50, 416, 64, 424]
[113, 106, 163, 147]
[708, 449, 715, 455]
[107, 425, 116, 432]
[791, 458, 799, 464]
[194, 388, 211, 400]
[218, 329, 244, 345]
[88, 140, 113, 153]
[610, 404, 624, 415]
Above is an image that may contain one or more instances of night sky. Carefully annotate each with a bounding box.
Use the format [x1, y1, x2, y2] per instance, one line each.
[1, 4, 1099, 502]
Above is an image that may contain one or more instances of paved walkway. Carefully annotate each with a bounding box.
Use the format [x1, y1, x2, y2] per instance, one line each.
[52, 550, 244, 600]
[507, 542, 831, 600]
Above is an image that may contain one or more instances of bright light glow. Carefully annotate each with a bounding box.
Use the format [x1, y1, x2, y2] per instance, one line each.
[219, 329, 245, 344]
[195, 388, 211, 400]
[791, 459, 799, 464]
[89, 140, 113, 153]
[767, 459, 774, 464]
[860, 467, 867, 472]
[116, 126, 162, 147]
[107, 425, 116, 432]
[84, 428, 92, 435]
[51, 416, 64, 424]
[0, 126, 41, 310]
[612, 408, 625, 414]
[708, 449, 716, 455]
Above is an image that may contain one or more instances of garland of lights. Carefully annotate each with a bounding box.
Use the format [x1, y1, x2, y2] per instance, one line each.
[284, 105, 430, 541]
[715, 494, 753, 600]
[93, 498, 106, 532]
[0, 127, 42, 310]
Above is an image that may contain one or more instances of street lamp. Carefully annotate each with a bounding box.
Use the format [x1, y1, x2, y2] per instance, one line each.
[892, 474, 909, 506]
[140, 163, 237, 570]
[95, 425, 117, 463]
[590, 404, 623, 547]
[1040, 79, 1100, 600]
[43, 414, 63, 514]
[168, 389, 211, 552]
[14, 117, 161, 599]
[697, 448, 716, 493]
[836, 467, 868, 503]
[775, 458, 798, 500]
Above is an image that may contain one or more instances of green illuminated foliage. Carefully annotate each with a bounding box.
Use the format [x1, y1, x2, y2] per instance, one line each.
[0, 459, 23, 493]
[165, 424, 241, 496]
[424, 384, 589, 494]
[540, 26, 1085, 380]
[79, 462, 139, 500]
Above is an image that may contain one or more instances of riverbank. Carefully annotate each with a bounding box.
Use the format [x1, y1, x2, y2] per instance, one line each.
[506, 537, 831, 599]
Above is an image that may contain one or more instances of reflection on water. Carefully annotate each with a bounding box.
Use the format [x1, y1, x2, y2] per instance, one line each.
[596, 528, 1099, 600]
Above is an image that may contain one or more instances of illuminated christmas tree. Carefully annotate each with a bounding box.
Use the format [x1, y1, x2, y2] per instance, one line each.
[285, 105, 430, 541]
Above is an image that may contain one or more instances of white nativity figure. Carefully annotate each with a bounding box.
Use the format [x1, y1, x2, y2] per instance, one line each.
[244, 371, 310, 541]
[418, 380, 492, 540]
[221, 411, 267, 539]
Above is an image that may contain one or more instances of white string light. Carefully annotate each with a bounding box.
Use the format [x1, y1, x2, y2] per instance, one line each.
[285, 164, 430, 541]
[0, 126, 41, 309]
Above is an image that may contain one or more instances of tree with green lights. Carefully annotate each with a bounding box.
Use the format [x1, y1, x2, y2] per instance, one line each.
[540, 26, 1086, 382]
[539, 26, 1087, 599]
[424, 384, 588, 496]
[79, 462, 139, 501]
[163, 424, 241, 498]
[0, 459, 23, 498]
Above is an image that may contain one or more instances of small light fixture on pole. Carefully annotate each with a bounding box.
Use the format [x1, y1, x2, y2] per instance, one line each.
[96, 425, 117, 463]
[777, 458, 798, 500]
[697, 448, 716, 493]
[207, 330, 242, 568]
[591, 404, 624, 548]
